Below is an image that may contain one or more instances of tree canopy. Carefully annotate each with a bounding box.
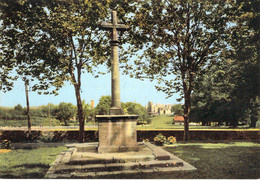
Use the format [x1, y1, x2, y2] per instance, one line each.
[0, 0, 113, 142]
[53, 102, 77, 126]
[171, 104, 183, 116]
[122, 102, 149, 124]
[190, 0, 259, 127]
[123, 0, 242, 140]
[95, 96, 112, 115]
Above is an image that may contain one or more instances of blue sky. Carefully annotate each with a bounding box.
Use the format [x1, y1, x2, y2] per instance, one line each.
[0, 67, 181, 108]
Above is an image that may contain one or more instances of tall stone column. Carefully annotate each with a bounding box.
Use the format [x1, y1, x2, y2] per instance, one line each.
[111, 43, 121, 108]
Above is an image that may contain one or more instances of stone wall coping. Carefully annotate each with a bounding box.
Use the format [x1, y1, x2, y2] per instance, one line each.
[95, 115, 139, 119]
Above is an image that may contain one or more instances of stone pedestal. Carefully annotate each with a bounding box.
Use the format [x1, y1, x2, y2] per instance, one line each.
[96, 115, 139, 153]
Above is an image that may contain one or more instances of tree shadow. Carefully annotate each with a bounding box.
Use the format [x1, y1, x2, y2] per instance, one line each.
[12, 163, 49, 169]
[0, 172, 45, 179]
[0, 164, 49, 179]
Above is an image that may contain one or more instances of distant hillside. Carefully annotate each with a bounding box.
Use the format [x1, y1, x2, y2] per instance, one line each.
[0, 106, 13, 109]
[0, 105, 46, 110]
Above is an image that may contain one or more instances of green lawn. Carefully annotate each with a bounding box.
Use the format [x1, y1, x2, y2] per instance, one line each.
[104, 141, 260, 179]
[0, 145, 66, 178]
[137, 115, 229, 130]
[0, 141, 259, 179]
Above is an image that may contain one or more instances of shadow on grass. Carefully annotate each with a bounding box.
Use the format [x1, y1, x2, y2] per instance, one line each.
[11, 142, 65, 150]
[1, 172, 45, 179]
[0, 164, 49, 178]
[13, 163, 49, 169]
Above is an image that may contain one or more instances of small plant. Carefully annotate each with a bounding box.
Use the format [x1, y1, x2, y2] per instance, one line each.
[154, 133, 166, 146]
[1, 139, 11, 149]
[166, 136, 177, 144]
[142, 139, 149, 142]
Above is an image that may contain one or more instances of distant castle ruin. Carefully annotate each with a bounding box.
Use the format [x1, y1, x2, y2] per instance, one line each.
[145, 101, 172, 116]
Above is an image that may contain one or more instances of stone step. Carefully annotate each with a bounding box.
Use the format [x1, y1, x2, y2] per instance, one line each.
[55, 159, 183, 174]
[45, 142, 197, 179]
[70, 166, 187, 178]
[144, 142, 172, 160]
[68, 154, 154, 165]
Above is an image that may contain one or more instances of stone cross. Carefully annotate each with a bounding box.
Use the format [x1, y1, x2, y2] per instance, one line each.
[100, 11, 129, 115]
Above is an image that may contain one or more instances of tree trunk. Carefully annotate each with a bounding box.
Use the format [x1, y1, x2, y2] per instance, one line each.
[25, 81, 31, 139]
[74, 85, 85, 142]
[249, 108, 258, 128]
[182, 69, 192, 141]
[183, 91, 191, 141]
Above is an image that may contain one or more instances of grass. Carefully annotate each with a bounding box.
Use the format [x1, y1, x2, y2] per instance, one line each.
[0, 145, 66, 178]
[0, 141, 259, 179]
[137, 115, 228, 130]
[101, 141, 260, 179]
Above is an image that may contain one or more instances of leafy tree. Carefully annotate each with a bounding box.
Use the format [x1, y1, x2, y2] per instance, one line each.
[124, 0, 238, 140]
[53, 102, 77, 126]
[14, 104, 24, 113]
[95, 96, 112, 115]
[0, 0, 111, 142]
[229, 0, 259, 128]
[122, 102, 150, 124]
[190, 58, 238, 126]
[0, 0, 65, 94]
[171, 104, 184, 116]
[190, 0, 259, 127]
[82, 100, 95, 122]
[0, 0, 68, 138]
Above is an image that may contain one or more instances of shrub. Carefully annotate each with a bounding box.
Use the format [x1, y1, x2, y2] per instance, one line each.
[166, 136, 177, 144]
[1, 139, 11, 149]
[153, 133, 166, 143]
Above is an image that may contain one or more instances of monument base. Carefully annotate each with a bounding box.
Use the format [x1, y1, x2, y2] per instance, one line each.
[109, 107, 124, 115]
[96, 115, 138, 153]
[44, 142, 197, 179]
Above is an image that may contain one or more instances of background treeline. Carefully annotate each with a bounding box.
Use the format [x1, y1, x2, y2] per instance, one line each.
[0, 96, 151, 126]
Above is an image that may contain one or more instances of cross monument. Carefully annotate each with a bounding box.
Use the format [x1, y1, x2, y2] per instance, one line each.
[96, 11, 138, 153]
[100, 10, 129, 115]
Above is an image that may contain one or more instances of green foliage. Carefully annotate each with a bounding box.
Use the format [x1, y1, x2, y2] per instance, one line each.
[0, 105, 26, 120]
[0, 0, 66, 94]
[153, 133, 166, 145]
[166, 136, 177, 145]
[53, 102, 77, 126]
[1, 139, 11, 149]
[95, 96, 150, 124]
[14, 104, 24, 113]
[190, 0, 259, 127]
[125, 0, 236, 96]
[0, 104, 58, 122]
[30, 104, 56, 118]
[95, 96, 112, 115]
[0, 117, 61, 127]
[171, 104, 183, 116]
[122, 102, 150, 124]
[0, 0, 113, 142]
[82, 101, 95, 122]
[122, 0, 244, 140]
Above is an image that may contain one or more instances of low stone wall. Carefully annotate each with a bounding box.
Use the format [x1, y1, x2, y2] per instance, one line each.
[137, 129, 260, 141]
[0, 130, 98, 142]
[0, 129, 259, 142]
